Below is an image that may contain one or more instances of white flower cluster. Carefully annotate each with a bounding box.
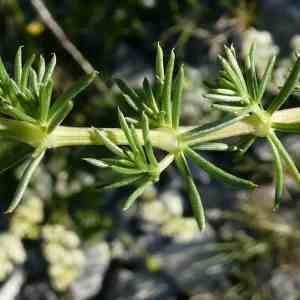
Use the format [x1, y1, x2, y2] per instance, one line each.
[10, 195, 44, 239]
[42, 225, 85, 291]
[242, 28, 279, 76]
[0, 233, 26, 281]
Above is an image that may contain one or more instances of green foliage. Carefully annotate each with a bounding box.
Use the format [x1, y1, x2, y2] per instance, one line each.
[1, 43, 300, 232]
[0, 47, 96, 212]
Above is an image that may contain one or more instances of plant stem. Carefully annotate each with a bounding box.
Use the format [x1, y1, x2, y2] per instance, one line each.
[46, 107, 300, 151]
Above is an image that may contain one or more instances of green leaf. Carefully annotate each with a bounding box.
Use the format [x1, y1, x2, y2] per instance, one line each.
[118, 108, 140, 156]
[272, 122, 300, 133]
[175, 152, 205, 230]
[268, 54, 300, 114]
[0, 56, 9, 81]
[5, 150, 45, 213]
[267, 136, 284, 210]
[14, 46, 23, 86]
[192, 143, 231, 151]
[236, 136, 256, 157]
[21, 54, 36, 90]
[0, 138, 31, 174]
[97, 174, 143, 190]
[38, 55, 46, 83]
[161, 49, 175, 125]
[205, 94, 244, 102]
[224, 45, 248, 94]
[115, 78, 139, 103]
[269, 131, 300, 186]
[29, 68, 39, 97]
[183, 113, 250, 142]
[143, 78, 159, 113]
[40, 80, 53, 124]
[172, 64, 184, 129]
[48, 100, 73, 132]
[211, 104, 247, 113]
[142, 113, 157, 166]
[93, 128, 125, 157]
[121, 94, 139, 111]
[83, 158, 108, 168]
[123, 178, 152, 211]
[50, 72, 96, 117]
[186, 148, 256, 188]
[256, 54, 276, 103]
[155, 42, 164, 83]
[43, 53, 56, 84]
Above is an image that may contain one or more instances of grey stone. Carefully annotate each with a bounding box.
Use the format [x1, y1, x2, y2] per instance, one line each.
[104, 269, 177, 300]
[17, 282, 57, 300]
[0, 269, 25, 300]
[69, 242, 111, 300]
[268, 269, 300, 300]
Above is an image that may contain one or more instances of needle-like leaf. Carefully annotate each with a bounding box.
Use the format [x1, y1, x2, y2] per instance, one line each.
[256, 54, 276, 103]
[192, 143, 231, 151]
[269, 131, 300, 185]
[267, 136, 284, 209]
[49, 71, 96, 117]
[186, 148, 256, 188]
[40, 80, 53, 125]
[93, 128, 125, 157]
[175, 152, 205, 230]
[142, 113, 157, 166]
[123, 179, 152, 210]
[14, 46, 23, 86]
[268, 54, 300, 114]
[161, 49, 175, 125]
[48, 100, 73, 132]
[172, 64, 184, 129]
[272, 122, 300, 133]
[38, 55, 46, 83]
[43, 53, 56, 84]
[5, 150, 45, 213]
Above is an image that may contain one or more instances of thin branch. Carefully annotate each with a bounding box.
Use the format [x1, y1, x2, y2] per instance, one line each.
[29, 0, 108, 93]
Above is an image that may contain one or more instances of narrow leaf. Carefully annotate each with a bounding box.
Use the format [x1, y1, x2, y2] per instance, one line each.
[268, 55, 300, 113]
[43, 53, 56, 84]
[97, 174, 143, 190]
[5, 150, 45, 213]
[267, 136, 284, 209]
[40, 80, 53, 124]
[93, 128, 125, 157]
[186, 148, 256, 188]
[123, 179, 152, 210]
[192, 143, 231, 151]
[172, 64, 184, 129]
[161, 49, 175, 125]
[175, 153, 205, 230]
[83, 158, 108, 168]
[48, 100, 73, 132]
[269, 131, 300, 186]
[50, 71, 96, 117]
[256, 54, 276, 103]
[142, 113, 157, 166]
[14, 46, 23, 86]
[38, 55, 46, 83]
[21, 54, 36, 90]
[272, 122, 300, 133]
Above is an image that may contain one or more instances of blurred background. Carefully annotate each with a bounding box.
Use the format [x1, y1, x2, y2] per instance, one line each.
[1, 0, 300, 299]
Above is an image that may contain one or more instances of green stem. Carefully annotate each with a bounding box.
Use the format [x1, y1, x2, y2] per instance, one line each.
[2, 107, 300, 152]
[46, 108, 300, 151]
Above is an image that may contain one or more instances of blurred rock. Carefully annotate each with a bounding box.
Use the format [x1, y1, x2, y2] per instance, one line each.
[0, 269, 25, 300]
[154, 224, 229, 296]
[268, 269, 300, 300]
[104, 269, 177, 300]
[17, 282, 58, 300]
[69, 242, 111, 300]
